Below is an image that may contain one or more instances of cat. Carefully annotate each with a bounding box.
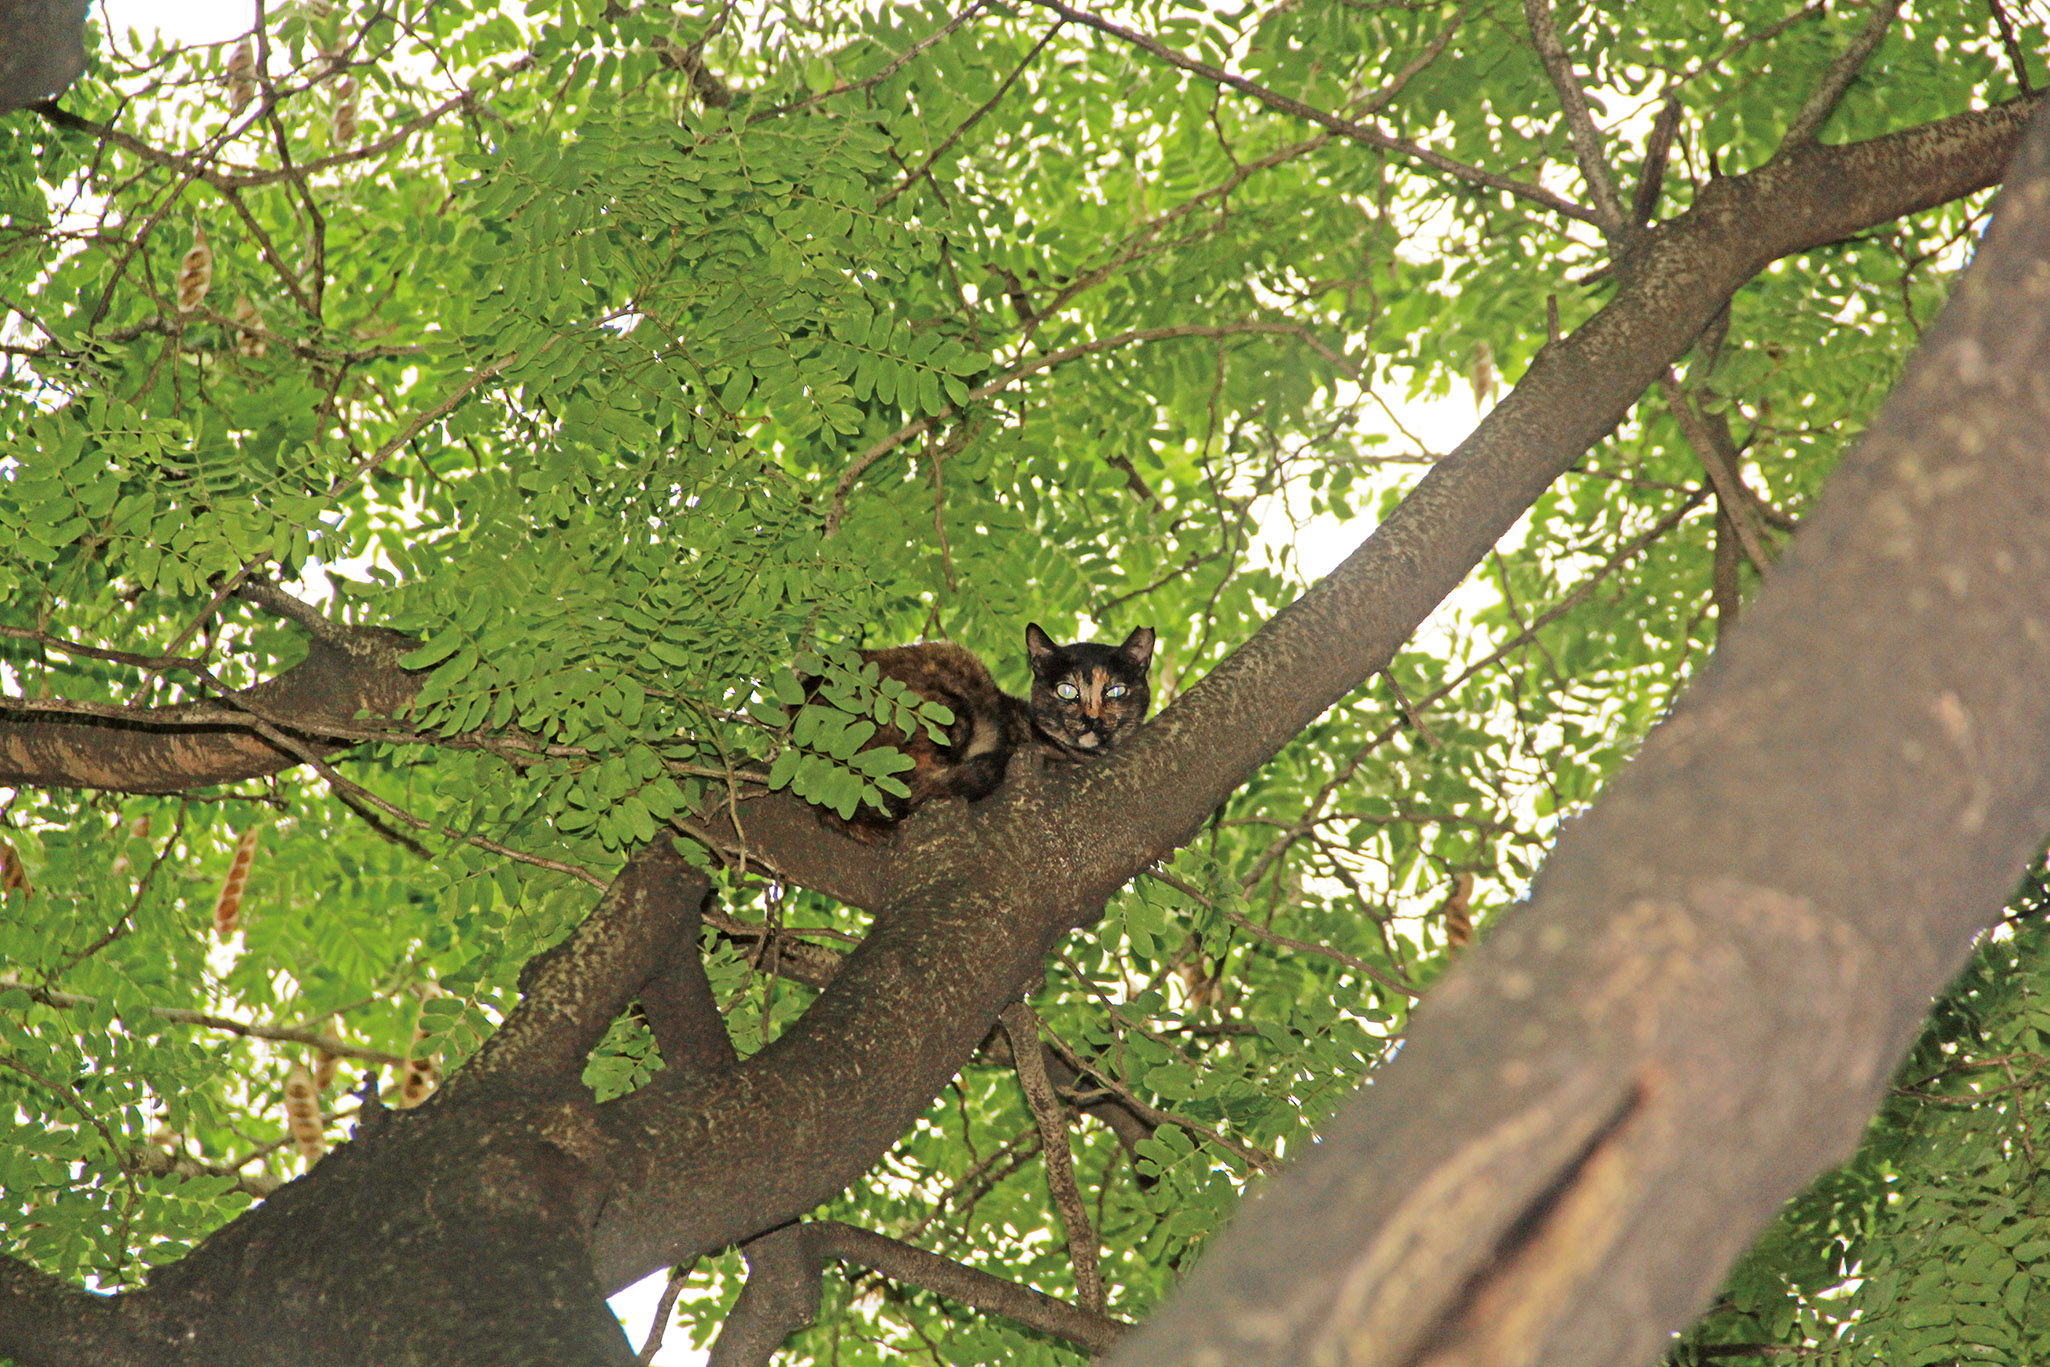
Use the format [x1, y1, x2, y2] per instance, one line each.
[812, 624, 1155, 837]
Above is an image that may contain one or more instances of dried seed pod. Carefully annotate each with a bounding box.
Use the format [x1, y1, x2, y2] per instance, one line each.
[396, 1034, 439, 1108]
[0, 841, 30, 897]
[395, 983, 440, 1108]
[1438, 870, 1476, 950]
[225, 36, 256, 114]
[1469, 340, 1497, 411]
[312, 1016, 341, 1091]
[231, 294, 266, 357]
[211, 823, 260, 940]
[283, 1065, 326, 1160]
[331, 73, 359, 147]
[175, 227, 213, 314]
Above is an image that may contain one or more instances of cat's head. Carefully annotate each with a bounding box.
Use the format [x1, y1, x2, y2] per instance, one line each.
[1024, 623, 1155, 756]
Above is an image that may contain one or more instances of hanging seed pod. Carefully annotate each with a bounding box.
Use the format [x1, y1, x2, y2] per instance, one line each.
[331, 72, 359, 148]
[395, 983, 440, 1108]
[231, 294, 266, 357]
[396, 1032, 439, 1108]
[211, 823, 260, 940]
[283, 1065, 326, 1161]
[225, 36, 256, 114]
[175, 227, 213, 314]
[0, 841, 29, 897]
[1469, 340, 1497, 411]
[1438, 870, 1476, 950]
[312, 1016, 341, 1091]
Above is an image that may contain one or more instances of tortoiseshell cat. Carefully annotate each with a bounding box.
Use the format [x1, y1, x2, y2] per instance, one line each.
[821, 624, 1155, 837]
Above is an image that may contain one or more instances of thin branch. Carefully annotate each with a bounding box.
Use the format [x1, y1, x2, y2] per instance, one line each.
[1986, 0, 2038, 98]
[636, 1264, 692, 1365]
[0, 979, 405, 1065]
[1002, 1002, 1104, 1314]
[1018, 0, 1596, 225]
[1631, 95, 1686, 227]
[811, 1221, 1130, 1355]
[0, 625, 205, 673]
[879, 21, 1063, 207]
[1523, 0, 1630, 235]
[1659, 374, 1773, 577]
[1781, 1, 1900, 146]
[825, 321, 1318, 534]
[750, 3, 988, 124]
[1142, 867, 1418, 999]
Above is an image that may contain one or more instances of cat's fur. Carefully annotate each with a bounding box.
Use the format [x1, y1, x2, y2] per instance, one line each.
[822, 624, 1155, 837]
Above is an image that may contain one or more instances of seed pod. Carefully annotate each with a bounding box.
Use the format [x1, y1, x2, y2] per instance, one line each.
[312, 1016, 341, 1091]
[1438, 870, 1476, 950]
[211, 823, 260, 940]
[331, 73, 359, 147]
[396, 984, 440, 1108]
[175, 227, 213, 314]
[231, 294, 266, 357]
[283, 1065, 326, 1160]
[1469, 340, 1497, 411]
[396, 1033, 439, 1108]
[0, 841, 30, 897]
[225, 36, 256, 114]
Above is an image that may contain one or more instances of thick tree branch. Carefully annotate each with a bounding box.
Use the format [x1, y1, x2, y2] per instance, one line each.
[706, 1225, 821, 1367]
[0, 624, 420, 793]
[1110, 95, 2050, 1367]
[463, 841, 710, 1096]
[0, 1255, 137, 1365]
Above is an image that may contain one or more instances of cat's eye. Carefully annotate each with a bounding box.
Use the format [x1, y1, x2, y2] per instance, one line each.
[1106, 685, 1126, 698]
[1056, 682, 1080, 700]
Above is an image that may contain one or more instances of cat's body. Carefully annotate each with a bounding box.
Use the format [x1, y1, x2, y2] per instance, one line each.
[823, 624, 1155, 837]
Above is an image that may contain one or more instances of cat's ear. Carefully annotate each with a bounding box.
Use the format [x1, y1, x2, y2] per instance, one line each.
[1118, 626, 1156, 671]
[1025, 623, 1059, 673]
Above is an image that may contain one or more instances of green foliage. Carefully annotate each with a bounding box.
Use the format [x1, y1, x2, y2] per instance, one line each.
[0, 0, 2040, 1358]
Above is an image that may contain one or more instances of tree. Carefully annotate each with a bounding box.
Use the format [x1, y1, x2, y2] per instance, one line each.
[0, 2, 2042, 1364]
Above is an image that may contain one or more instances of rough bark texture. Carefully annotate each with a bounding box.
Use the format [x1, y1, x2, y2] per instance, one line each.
[0, 0, 87, 114]
[1107, 98, 2050, 1367]
[0, 81, 2041, 1367]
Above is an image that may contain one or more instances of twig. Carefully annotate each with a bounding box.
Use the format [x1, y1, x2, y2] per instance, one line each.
[1986, 0, 2038, 98]
[750, 2, 989, 123]
[1017, 0, 1596, 225]
[0, 979, 406, 1065]
[1141, 867, 1418, 999]
[637, 1264, 692, 1364]
[1781, 1, 1900, 146]
[57, 802, 189, 974]
[880, 21, 1063, 207]
[824, 321, 1315, 534]
[1240, 488, 1709, 888]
